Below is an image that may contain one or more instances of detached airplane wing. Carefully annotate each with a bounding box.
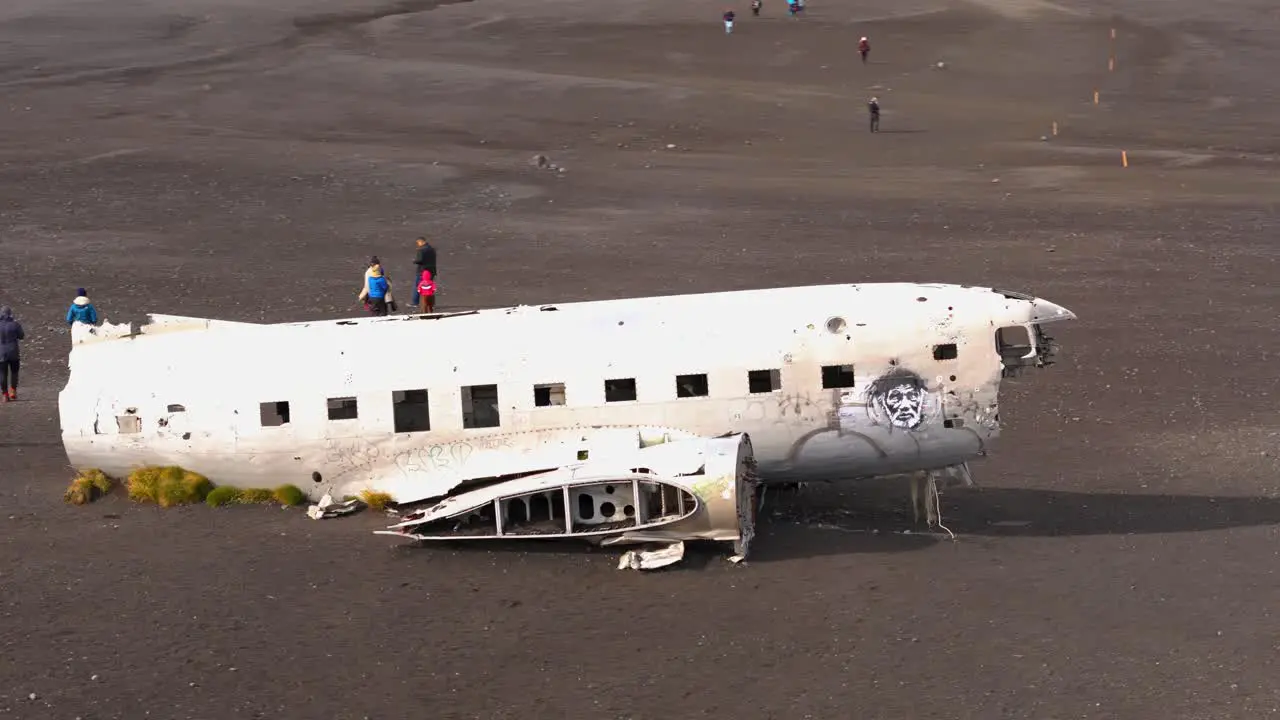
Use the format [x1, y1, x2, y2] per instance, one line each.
[375, 433, 759, 566]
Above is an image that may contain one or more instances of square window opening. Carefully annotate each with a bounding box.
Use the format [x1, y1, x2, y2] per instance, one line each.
[327, 396, 358, 421]
[996, 325, 1032, 359]
[260, 401, 290, 427]
[462, 384, 501, 429]
[747, 369, 781, 393]
[393, 389, 431, 434]
[933, 343, 958, 361]
[821, 364, 857, 389]
[534, 382, 566, 407]
[676, 373, 709, 398]
[605, 378, 637, 403]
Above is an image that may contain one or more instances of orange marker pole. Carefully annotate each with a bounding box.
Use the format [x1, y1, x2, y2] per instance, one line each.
[1121, 150, 1128, 167]
[1093, 90, 1099, 105]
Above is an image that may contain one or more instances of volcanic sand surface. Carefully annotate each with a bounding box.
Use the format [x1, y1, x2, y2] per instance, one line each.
[2, 0, 1280, 717]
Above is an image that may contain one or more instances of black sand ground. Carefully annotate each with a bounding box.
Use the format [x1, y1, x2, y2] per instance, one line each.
[2, 0, 1279, 717]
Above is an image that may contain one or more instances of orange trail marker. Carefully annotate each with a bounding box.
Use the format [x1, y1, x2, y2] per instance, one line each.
[1121, 150, 1128, 167]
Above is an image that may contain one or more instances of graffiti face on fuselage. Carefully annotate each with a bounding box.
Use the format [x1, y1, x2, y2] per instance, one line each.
[867, 367, 929, 430]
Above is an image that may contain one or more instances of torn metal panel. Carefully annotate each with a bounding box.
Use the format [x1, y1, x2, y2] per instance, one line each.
[618, 542, 685, 571]
[306, 493, 364, 520]
[376, 433, 757, 564]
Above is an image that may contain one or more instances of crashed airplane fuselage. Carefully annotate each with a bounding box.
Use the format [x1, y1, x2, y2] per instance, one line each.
[59, 282, 1074, 560]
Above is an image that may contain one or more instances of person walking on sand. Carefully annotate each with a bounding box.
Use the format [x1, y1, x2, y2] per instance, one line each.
[409, 236, 437, 307]
[751, 0, 761, 16]
[723, 9, 736, 33]
[0, 306, 24, 401]
[858, 36, 870, 64]
[358, 262, 394, 316]
[416, 269, 437, 314]
[868, 96, 881, 132]
[65, 287, 98, 326]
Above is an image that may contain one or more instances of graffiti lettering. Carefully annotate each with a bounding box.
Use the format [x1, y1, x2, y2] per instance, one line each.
[324, 438, 382, 478]
[394, 440, 476, 478]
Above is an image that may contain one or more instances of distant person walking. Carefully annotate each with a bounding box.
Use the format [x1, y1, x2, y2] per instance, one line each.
[65, 288, 98, 326]
[359, 262, 394, 316]
[723, 9, 736, 33]
[787, 0, 797, 17]
[858, 36, 870, 64]
[868, 96, 881, 132]
[751, 0, 761, 16]
[416, 269, 437, 314]
[409, 237, 437, 307]
[0, 306, 23, 401]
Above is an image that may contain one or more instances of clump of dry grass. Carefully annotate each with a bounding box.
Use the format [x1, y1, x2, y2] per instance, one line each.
[236, 488, 276, 504]
[127, 466, 213, 507]
[359, 489, 394, 511]
[64, 469, 114, 505]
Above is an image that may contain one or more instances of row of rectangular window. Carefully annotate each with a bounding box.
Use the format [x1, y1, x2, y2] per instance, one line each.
[262, 342, 963, 431]
[257, 359, 894, 433]
[120, 343, 966, 436]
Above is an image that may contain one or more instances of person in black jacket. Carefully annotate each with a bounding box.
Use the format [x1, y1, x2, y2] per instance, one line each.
[0, 306, 24, 401]
[868, 97, 881, 132]
[410, 237, 437, 307]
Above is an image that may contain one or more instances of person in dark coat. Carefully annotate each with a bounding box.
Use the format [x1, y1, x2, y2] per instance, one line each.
[0, 306, 24, 401]
[868, 96, 881, 132]
[410, 237, 437, 307]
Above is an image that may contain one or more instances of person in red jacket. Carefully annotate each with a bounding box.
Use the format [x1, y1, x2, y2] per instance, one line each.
[416, 269, 437, 314]
[858, 36, 870, 64]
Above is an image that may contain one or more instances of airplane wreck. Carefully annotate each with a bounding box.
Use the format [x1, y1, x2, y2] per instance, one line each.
[58, 282, 1076, 569]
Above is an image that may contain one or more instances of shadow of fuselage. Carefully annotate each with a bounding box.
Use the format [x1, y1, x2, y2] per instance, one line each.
[382, 481, 1280, 566]
[748, 480, 1280, 561]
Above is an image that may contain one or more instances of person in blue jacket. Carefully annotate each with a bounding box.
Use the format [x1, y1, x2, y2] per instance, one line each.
[66, 288, 99, 326]
[358, 261, 395, 316]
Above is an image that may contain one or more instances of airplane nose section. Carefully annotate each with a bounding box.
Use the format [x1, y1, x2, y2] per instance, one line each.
[1027, 297, 1076, 323]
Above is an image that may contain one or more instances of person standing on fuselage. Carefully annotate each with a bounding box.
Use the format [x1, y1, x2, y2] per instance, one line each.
[416, 269, 437, 314]
[359, 263, 393, 316]
[65, 288, 98, 326]
[410, 237, 437, 307]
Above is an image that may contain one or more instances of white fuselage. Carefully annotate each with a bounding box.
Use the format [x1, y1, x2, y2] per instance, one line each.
[58, 283, 1075, 503]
